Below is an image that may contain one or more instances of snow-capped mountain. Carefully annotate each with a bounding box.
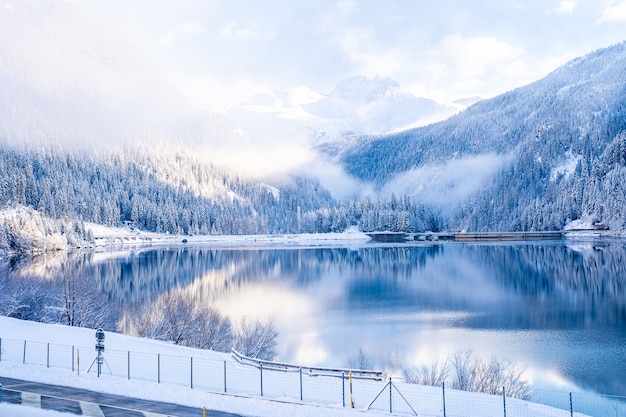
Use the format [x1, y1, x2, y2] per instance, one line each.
[221, 75, 460, 149]
[303, 75, 458, 134]
[333, 42, 626, 232]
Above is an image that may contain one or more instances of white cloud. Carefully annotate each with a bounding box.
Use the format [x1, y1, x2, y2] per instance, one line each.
[181, 21, 204, 36]
[383, 154, 511, 208]
[556, 0, 577, 15]
[173, 72, 275, 112]
[219, 21, 275, 41]
[159, 20, 205, 48]
[598, 1, 626, 22]
[402, 35, 530, 102]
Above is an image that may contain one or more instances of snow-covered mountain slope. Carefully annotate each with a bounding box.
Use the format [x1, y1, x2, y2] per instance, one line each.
[303, 75, 458, 134]
[333, 42, 626, 231]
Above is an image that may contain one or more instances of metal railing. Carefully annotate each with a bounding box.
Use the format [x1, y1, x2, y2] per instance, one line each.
[1, 337, 625, 417]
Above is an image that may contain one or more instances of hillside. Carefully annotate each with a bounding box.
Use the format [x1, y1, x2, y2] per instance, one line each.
[331, 42, 626, 232]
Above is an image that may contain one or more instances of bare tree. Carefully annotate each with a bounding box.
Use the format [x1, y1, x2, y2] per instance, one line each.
[188, 304, 233, 352]
[127, 290, 234, 352]
[56, 273, 113, 329]
[349, 348, 374, 370]
[233, 316, 278, 360]
[450, 349, 533, 400]
[1, 277, 56, 322]
[402, 359, 449, 386]
[158, 291, 197, 345]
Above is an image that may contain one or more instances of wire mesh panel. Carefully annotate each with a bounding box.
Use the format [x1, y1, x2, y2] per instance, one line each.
[300, 372, 345, 406]
[259, 368, 301, 401]
[352, 377, 388, 410]
[390, 381, 443, 417]
[532, 389, 572, 415]
[444, 387, 506, 417]
[159, 353, 191, 387]
[101, 348, 130, 378]
[224, 361, 261, 396]
[566, 390, 626, 417]
[48, 343, 73, 371]
[128, 350, 159, 383]
[533, 389, 626, 417]
[191, 357, 226, 392]
[23, 340, 47, 366]
[1, 339, 27, 363]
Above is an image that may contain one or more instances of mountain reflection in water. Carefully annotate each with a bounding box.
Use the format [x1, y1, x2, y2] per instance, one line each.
[2, 239, 625, 398]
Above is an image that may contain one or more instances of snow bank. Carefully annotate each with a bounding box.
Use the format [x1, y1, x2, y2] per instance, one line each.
[87, 223, 372, 249]
[0, 317, 581, 417]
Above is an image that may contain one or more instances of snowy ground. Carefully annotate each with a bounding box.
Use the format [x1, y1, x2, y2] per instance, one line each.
[0, 317, 585, 417]
[0, 317, 392, 417]
[87, 223, 375, 249]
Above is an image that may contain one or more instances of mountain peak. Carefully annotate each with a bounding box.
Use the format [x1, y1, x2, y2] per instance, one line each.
[330, 75, 402, 103]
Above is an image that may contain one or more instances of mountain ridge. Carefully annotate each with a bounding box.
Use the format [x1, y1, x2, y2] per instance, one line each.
[332, 41, 626, 231]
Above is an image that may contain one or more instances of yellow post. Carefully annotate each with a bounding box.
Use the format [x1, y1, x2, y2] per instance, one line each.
[77, 349, 80, 376]
[349, 371, 354, 408]
[203, 406, 206, 417]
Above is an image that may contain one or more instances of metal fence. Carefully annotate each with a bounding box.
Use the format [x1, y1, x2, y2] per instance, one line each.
[1, 337, 625, 417]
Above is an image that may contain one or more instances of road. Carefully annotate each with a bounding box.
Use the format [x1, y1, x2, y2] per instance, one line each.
[0, 377, 243, 417]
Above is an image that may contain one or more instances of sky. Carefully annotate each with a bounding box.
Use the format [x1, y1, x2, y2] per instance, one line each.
[87, 0, 626, 111]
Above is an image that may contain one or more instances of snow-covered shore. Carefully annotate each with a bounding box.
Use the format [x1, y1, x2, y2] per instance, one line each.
[87, 223, 374, 249]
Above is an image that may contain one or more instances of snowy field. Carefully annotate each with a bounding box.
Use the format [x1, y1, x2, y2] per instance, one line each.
[87, 223, 375, 249]
[0, 317, 587, 417]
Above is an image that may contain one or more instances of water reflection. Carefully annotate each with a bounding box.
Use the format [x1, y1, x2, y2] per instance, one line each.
[2, 239, 626, 398]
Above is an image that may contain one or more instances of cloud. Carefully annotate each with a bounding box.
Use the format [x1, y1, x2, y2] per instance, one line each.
[159, 20, 205, 48]
[598, 1, 626, 22]
[402, 35, 532, 102]
[174, 73, 271, 112]
[219, 20, 276, 41]
[556, 0, 577, 15]
[382, 154, 511, 208]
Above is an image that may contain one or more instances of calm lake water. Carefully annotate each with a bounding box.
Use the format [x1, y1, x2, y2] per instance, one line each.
[6, 238, 626, 402]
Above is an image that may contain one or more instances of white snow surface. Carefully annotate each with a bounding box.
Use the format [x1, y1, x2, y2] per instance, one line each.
[87, 223, 373, 249]
[0, 317, 582, 417]
[0, 317, 385, 417]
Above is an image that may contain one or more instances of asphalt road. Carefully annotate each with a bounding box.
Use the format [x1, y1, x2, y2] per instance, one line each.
[0, 377, 243, 417]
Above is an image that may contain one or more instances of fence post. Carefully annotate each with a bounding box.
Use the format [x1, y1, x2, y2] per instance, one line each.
[260, 363, 264, 397]
[299, 368, 303, 401]
[157, 354, 161, 384]
[569, 392, 573, 417]
[190, 357, 193, 389]
[71, 346, 74, 372]
[389, 378, 393, 414]
[23, 340, 26, 364]
[502, 386, 507, 417]
[223, 361, 227, 393]
[342, 372, 346, 407]
[349, 371, 354, 408]
[442, 382, 446, 417]
[127, 351, 130, 380]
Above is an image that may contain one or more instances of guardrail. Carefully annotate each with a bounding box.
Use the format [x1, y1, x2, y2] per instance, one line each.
[231, 349, 383, 380]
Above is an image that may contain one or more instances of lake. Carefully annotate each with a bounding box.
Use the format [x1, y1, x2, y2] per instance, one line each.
[3, 238, 626, 402]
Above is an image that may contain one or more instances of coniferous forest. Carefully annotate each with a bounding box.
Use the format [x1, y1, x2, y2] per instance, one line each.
[2, 41, 626, 255]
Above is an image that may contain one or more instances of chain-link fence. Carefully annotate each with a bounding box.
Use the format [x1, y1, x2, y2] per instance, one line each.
[1, 337, 625, 417]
